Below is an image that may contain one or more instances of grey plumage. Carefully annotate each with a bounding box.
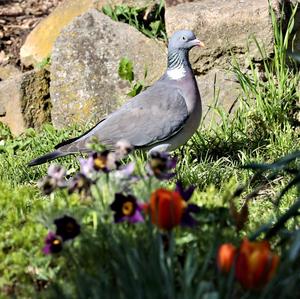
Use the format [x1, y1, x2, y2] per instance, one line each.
[29, 30, 204, 166]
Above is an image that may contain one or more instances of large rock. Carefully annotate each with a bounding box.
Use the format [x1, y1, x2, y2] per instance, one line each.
[0, 69, 51, 135]
[50, 8, 165, 128]
[164, 0, 281, 122]
[0, 64, 21, 81]
[166, 0, 276, 71]
[20, 0, 160, 67]
[198, 70, 240, 123]
[288, 1, 300, 52]
[20, 0, 95, 67]
[117, 0, 159, 6]
[165, 0, 196, 7]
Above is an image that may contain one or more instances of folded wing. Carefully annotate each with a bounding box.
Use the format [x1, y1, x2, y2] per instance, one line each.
[58, 82, 189, 152]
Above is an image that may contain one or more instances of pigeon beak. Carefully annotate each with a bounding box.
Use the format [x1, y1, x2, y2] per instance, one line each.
[192, 39, 205, 48]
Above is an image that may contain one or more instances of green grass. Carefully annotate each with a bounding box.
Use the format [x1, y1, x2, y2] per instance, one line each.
[0, 3, 300, 299]
[102, 0, 166, 41]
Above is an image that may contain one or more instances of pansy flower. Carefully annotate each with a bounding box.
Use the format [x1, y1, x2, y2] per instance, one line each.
[114, 139, 133, 160]
[80, 151, 119, 176]
[112, 162, 139, 187]
[110, 193, 144, 223]
[114, 162, 136, 179]
[38, 176, 57, 195]
[145, 182, 199, 230]
[92, 151, 120, 172]
[38, 164, 66, 194]
[68, 173, 92, 195]
[54, 215, 81, 241]
[175, 181, 200, 227]
[79, 156, 94, 177]
[43, 232, 63, 254]
[146, 151, 177, 180]
[47, 164, 66, 182]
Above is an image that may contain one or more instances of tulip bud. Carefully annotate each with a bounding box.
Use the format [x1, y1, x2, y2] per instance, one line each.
[217, 243, 237, 273]
[235, 239, 279, 290]
[149, 189, 186, 230]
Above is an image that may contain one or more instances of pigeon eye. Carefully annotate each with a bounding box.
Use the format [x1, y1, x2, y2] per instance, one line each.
[182, 36, 186, 41]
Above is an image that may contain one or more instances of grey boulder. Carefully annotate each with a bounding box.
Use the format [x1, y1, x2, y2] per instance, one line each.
[0, 69, 51, 135]
[50, 8, 166, 128]
[165, 0, 280, 122]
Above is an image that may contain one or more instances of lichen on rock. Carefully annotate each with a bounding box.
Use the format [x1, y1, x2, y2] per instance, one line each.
[50, 8, 165, 128]
[0, 69, 51, 135]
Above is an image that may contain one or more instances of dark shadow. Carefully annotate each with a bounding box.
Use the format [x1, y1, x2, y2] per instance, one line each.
[0, 0, 16, 5]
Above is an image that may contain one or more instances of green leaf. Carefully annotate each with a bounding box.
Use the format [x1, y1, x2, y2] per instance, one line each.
[127, 82, 143, 97]
[143, 66, 148, 80]
[150, 20, 161, 35]
[35, 56, 51, 69]
[101, 5, 113, 18]
[289, 230, 300, 262]
[101, 3, 167, 41]
[244, 151, 300, 171]
[265, 197, 300, 240]
[118, 57, 134, 83]
[203, 292, 219, 299]
[277, 173, 300, 202]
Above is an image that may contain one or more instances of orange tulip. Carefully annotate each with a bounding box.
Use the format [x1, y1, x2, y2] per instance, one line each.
[235, 239, 279, 290]
[217, 243, 237, 273]
[148, 188, 186, 230]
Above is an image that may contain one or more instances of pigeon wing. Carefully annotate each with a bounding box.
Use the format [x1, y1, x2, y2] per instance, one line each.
[59, 83, 189, 152]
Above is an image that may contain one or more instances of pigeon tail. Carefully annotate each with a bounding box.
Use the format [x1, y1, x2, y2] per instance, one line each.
[28, 150, 68, 167]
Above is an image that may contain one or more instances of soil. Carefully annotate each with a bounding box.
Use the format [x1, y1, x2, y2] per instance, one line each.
[0, 0, 63, 70]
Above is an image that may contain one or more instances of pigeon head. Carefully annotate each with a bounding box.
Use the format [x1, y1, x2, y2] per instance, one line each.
[166, 30, 204, 80]
[168, 30, 204, 51]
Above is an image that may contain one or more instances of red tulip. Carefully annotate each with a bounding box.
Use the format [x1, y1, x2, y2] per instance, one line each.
[235, 239, 279, 290]
[217, 243, 237, 273]
[148, 188, 186, 230]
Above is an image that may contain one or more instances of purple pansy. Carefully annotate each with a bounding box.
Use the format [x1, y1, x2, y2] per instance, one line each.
[38, 164, 67, 194]
[68, 173, 92, 195]
[47, 165, 66, 182]
[176, 181, 200, 227]
[110, 193, 144, 223]
[181, 204, 201, 227]
[54, 215, 81, 241]
[42, 216, 80, 254]
[79, 140, 133, 177]
[43, 232, 63, 254]
[114, 139, 133, 160]
[79, 156, 95, 177]
[91, 151, 119, 172]
[146, 151, 177, 180]
[175, 181, 195, 202]
[38, 176, 57, 195]
[113, 162, 138, 182]
[79, 151, 119, 176]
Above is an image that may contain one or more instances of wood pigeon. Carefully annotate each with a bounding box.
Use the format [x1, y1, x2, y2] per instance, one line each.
[29, 30, 204, 166]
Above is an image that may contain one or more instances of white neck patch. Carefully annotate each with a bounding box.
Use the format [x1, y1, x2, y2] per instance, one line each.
[167, 65, 186, 80]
